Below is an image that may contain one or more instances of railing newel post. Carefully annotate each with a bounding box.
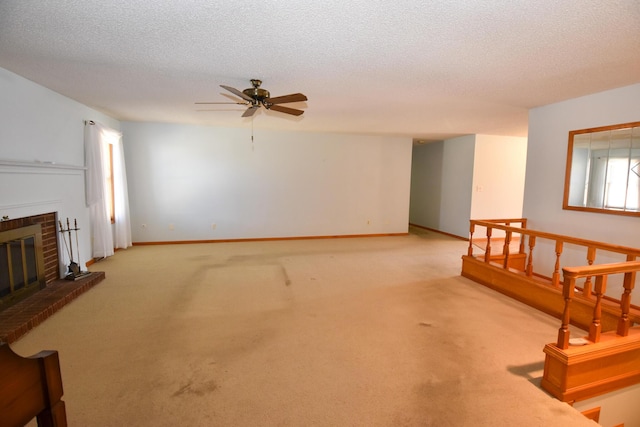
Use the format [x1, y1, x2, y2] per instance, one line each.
[557, 275, 575, 350]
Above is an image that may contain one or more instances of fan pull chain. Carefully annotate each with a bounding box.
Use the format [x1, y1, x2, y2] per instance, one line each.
[251, 116, 255, 151]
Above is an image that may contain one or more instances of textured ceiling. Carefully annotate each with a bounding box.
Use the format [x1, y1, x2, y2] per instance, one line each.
[1, 1, 639, 141]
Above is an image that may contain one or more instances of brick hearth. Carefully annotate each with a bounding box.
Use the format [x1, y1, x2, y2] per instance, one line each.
[0, 271, 105, 343]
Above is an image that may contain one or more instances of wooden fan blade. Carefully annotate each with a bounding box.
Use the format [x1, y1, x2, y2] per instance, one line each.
[242, 105, 260, 117]
[195, 101, 249, 105]
[220, 85, 255, 102]
[268, 104, 304, 116]
[196, 108, 246, 111]
[267, 93, 307, 104]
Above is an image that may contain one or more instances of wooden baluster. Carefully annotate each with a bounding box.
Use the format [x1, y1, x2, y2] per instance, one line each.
[518, 231, 526, 255]
[526, 235, 536, 277]
[484, 227, 492, 263]
[525, 236, 536, 277]
[502, 230, 512, 269]
[552, 240, 564, 287]
[557, 276, 575, 349]
[467, 222, 475, 256]
[617, 269, 637, 337]
[583, 247, 596, 298]
[588, 275, 607, 343]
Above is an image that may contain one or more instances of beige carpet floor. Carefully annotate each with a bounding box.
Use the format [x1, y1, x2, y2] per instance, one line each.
[12, 228, 596, 426]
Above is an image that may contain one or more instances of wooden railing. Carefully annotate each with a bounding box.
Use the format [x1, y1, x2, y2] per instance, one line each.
[462, 218, 640, 402]
[466, 218, 528, 264]
[557, 261, 640, 349]
[466, 218, 640, 298]
[543, 258, 640, 403]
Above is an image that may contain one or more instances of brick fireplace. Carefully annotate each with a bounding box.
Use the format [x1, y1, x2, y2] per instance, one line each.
[0, 212, 59, 309]
[0, 212, 105, 343]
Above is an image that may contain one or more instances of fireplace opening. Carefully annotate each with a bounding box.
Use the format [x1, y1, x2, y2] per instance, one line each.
[0, 212, 59, 312]
[0, 224, 46, 309]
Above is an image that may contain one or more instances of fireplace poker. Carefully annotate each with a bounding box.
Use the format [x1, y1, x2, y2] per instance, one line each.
[66, 218, 74, 265]
[66, 218, 80, 277]
[74, 218, 82, 274]
[59, 220, 72, 261]
[59, 218, 80, 279]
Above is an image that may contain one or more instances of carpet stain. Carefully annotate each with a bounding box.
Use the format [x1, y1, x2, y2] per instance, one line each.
[280, 265, 292, 286]
[172, 380, 218, 397]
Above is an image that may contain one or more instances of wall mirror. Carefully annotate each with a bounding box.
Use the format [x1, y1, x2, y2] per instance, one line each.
[564, 121, 640, 216]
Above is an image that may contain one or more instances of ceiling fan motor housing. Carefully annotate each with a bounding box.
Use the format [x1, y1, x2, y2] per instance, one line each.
[243, 79, 270, 102]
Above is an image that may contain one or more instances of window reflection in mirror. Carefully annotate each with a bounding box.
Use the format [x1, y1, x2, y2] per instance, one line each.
[564, 121, 640, 216]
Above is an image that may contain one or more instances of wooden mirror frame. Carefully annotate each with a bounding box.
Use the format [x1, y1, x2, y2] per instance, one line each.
[563, 120, 640, 217]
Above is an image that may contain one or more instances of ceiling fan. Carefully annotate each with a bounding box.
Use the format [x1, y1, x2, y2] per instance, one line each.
[196, 79, 308, 117]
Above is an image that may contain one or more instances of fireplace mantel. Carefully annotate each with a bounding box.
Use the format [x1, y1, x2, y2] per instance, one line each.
[0, 201, 63, 225]
[0, 158, 85, 170]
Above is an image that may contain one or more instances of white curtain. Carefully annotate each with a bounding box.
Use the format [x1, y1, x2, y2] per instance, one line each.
[112, 136, 132, 249]
[84, 122, 132, 258]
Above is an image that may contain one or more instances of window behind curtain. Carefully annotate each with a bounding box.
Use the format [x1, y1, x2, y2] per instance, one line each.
[101, 131, 118, 223]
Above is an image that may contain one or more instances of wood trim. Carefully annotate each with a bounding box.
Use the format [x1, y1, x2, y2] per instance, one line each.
[408, 223, 468, 241]
[564, 261, 640, 278]
[132, 232, 409, 246]
[471, 220, 640, 257]
[569, 120, 640, 136]
[466, 218, 527, 224]
[461, 255, 634, 331]
[87, 248, 121, 266]
[563, 204, 640, 218]
[541, 328, 640, 402]
[581, 406, 600, 422]
[563, 120, 640, 218]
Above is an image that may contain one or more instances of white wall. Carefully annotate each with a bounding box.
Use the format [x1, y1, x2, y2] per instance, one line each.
[0, 67, 120, 272]
[440, 135, 476, 238]
[523, 83, 640, 247]
[410, 134, 526, 238]
[573, 383, 640, 427]
[121, 122, 412, 242]
[409, 141, 443, 229]
[470, 135, 527, 219]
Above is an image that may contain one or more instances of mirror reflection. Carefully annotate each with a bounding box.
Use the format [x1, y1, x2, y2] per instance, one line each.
[564, 121, 640, 216]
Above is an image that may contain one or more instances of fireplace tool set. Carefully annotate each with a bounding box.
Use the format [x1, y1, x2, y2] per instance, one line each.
[58, 218, 90, 280]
